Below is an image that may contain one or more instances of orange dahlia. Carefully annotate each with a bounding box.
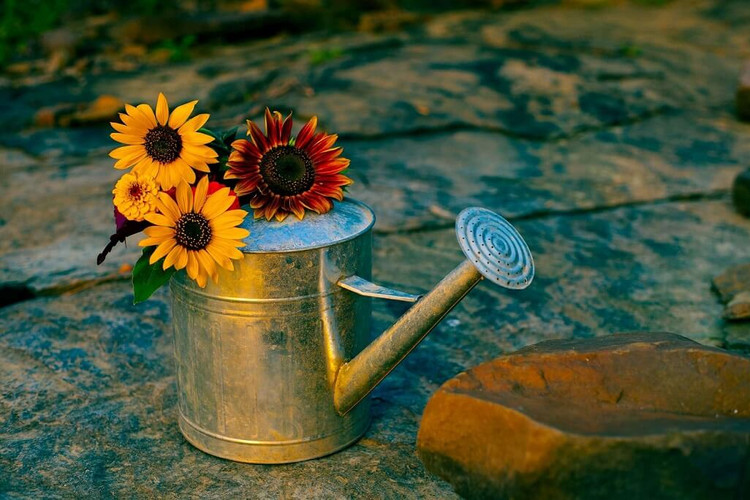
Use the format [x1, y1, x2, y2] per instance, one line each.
[109, 93, 218, 189]
[224, 109, 353, 221]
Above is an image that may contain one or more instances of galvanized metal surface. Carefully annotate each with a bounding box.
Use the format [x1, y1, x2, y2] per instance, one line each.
[456, 207, 534, 289]
[171, 230, 373, 463]
[170, 199, 534, 463]
[239, 199, 375, 253]
[337, 275, 421, 303]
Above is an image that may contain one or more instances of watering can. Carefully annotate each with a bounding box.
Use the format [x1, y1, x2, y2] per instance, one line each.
[170, 199, 534, 463]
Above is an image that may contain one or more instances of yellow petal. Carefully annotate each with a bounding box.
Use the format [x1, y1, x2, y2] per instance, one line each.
[114, 152, 146, 170]
[136, 104, 158, 128]
[144, 212, 174, 227]
[184, 144, 219, 159]
[193, 176, 209, 213]
[186, 251, 199, 280]
[110, 145, 143, 160]
[150, 239, 177, 264]
[176, 181, 193, 213]
[179, 113, 210, 134]
[144, 225, 175, 238]
[110, 133, 144, 145]
[205, 244, 236, 270]
[156, 93, 169, 126]
[175, 246, 188, 270]
[164, 245, 181, 270]
[215, 227, 250, 240]
[138, 158, 160, 178]
[125, 104, 155, 129]
[196, 249, 217, 280]
[182, 131, 214, 146]
[200, 189, 233, 219]
[157, 192, 181, 221]
[168, 100, 198, 129]
[175, 158, 196, 184]
[196, 270, 207, 288]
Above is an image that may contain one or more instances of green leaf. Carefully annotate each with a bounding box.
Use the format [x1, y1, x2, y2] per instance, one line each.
[132, 247, 176, 304]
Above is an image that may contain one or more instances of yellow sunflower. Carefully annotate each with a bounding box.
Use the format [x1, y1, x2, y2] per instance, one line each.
[139, 177, 249, 288]
[109, 93, 219, 189]
[113, 171, 158, 221]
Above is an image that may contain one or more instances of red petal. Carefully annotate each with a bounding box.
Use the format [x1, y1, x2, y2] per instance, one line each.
[295, 116, 318, 149]
[248, 120, 269, 152]
[281, 112, 294, 144]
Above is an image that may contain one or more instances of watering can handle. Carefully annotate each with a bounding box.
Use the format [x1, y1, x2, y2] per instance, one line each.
[337, 275, 422, 303]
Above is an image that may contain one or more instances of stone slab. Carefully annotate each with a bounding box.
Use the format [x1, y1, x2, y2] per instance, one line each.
[417, 332, 750, 499]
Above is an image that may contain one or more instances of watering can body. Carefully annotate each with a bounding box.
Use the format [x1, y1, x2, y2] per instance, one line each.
[170, 199, 534, 463]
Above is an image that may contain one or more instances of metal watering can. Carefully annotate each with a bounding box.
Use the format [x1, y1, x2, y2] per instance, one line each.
[170, 199, 534, 463]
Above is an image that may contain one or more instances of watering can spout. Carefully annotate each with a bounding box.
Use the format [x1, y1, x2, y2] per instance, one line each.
[333, 208, 534, 415]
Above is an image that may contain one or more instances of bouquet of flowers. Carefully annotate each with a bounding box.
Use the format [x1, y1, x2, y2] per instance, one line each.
[97, 93, 352, 302]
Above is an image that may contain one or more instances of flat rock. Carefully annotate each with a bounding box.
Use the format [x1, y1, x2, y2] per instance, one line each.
[417, 333, 750, 499]
[726, 291, 750, 321]
[713, 262, 750, 304]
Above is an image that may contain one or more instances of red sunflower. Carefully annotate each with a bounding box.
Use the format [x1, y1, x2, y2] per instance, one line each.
[225, 109, 352, 221]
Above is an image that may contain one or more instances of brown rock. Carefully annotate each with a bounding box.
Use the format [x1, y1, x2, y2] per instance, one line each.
[65, 95, 125, 126]
[34, 96, 125, 128]
[358, 9, 424, 33]
[712, 262, 750, 303]
[738, 62, 750, 122]
[725, 291, 750, 321]
[417, 333, 750, 499]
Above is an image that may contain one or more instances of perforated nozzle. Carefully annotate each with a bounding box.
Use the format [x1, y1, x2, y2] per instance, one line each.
[455, 207, 534, 290]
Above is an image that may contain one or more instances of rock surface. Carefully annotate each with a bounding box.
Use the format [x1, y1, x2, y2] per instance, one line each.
[2, 0, 750, 497]
[738, 61, 750, 122]
[417, 333, 750, 499]
[732, 168, 750, 216]
[713, 262, 750, 320]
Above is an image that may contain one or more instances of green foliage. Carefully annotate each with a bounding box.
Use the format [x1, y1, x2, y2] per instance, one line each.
[0, 0, 67, 67]
[308, 46, 345, 65]
[132, 246, 176, 304]
[618, 43, 642, 58]
[157, 35, 196, 63]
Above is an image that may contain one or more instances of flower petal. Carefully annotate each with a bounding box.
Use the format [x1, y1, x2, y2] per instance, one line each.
[156, 192, 181, 221]
[176, 181, 193, 213]
[136, 104, 158, 128]
[168, 100, 197, 129]
[193, 176, 209, 213]
[149, 239, 177, 264]
[156, 93, 169, 126]
[179, 113, 210, 134]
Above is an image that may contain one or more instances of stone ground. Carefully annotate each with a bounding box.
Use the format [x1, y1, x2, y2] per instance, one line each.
[2, 0, 750, 497]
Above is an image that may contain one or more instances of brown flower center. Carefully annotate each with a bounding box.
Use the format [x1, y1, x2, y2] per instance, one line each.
[175, 212, 212, 250]
[145, 125, 182, 164]
[259, 145, 315, 196]
[129, 183, 144, 201]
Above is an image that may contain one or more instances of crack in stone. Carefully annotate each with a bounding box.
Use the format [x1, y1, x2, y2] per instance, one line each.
[375, 189, 731, 235]
[341, 106, 675, 144]
[0, 190, 732, 306]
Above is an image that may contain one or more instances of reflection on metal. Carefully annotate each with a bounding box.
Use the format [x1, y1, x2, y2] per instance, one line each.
[337, 275, 421, 303]
[170, 199, 534, 463]
[455, 207, 534, 289]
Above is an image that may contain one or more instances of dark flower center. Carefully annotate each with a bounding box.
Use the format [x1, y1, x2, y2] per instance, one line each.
[175, 212, 212, 250]
[145, 125, 182, 164]
[129, 183, 143, 200]
[259, 145, 315, 196]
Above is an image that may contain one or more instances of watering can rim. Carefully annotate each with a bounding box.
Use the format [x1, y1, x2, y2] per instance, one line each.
[238, 198, 375, 254]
